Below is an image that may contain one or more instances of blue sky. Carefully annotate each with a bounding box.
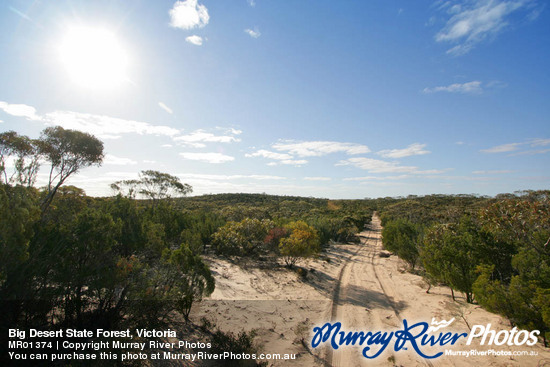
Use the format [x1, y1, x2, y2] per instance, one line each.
[0, 0, 548, 198]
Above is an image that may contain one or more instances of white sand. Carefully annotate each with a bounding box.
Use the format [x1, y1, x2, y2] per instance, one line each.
[192, 214, 550, 366]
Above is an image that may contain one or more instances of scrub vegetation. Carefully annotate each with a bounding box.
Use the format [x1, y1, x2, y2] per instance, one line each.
[2, 127, 548, 363]
[377, 192, 550, 346]
[0, 128, 374, 365]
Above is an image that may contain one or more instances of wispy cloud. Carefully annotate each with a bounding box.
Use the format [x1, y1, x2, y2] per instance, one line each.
[481, 142, 522, 153]
[509, 148, 550, 156]
[8, 6, 32, 21]
[247, 140, 370, 167]
[336, 158, 449, 175]
[416, 169, 450, 174]
[268, 159, 308, 166]
[343, 175, 410, 181]
[245, 149, 293, 160]
[435, 0, 536, 55]
[225, 128, 242, 135]
[104, 154, 138, 165]
[178, 173, 285, 181]
[43, 111, 180, 139]
[245, 149, 308, 166]
[423, 81, 483, 94]
[378, 143, 430, 158]
[304, 177, 331, 181]
[530, 138, 550, 147]
[158, 102, 173, 114]
[1, 101, 183, 140]
[244, 28, 261, 38]
[272, 140, 370, 157]
[174, 129, 241, 147]
[179, 152, 234, 164]
[247, 0, 256, 7]
[185, 35, 204, 45]
[481, 138, 550, 155]
[472, 170, 513, 174]
[336, 157, 418, 173]
[0, 101, 40, 120]
[169, 0, 209, 30]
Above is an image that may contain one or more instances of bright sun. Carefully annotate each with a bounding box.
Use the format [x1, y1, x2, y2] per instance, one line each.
[58, 26, 129, 89]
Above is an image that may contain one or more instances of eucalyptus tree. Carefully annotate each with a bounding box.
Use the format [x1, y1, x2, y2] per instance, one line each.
[111, 170, 192, 208]
[0, 131, 41, 187]
[38, 126, 104, 211]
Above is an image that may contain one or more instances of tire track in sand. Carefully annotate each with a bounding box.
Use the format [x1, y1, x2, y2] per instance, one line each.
[326, 214, 434, 367]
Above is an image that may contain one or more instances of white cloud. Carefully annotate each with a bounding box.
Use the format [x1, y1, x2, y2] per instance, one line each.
[480, 142, 521, 153]
[272, 140, 370, 157]
[423, 81, 482, 94]
[228, 128, 243, 135]
[174, 129, 241, 147]
[472, 170, 513, 174]
[248, 140, 369, 167]
[42, 111, 180, 139]
[530, 138, 550, 147]
[104, 154, 138, 165]
[247, 0, 256, 7]
[0, 101, 182, 140]
[415, 169, 450, 174]
[304, 177, 331, 181]
[169, 0, 209, 30]
[336, 157, 418, 173]
[143, 160, 157, 164]
[481, 138, 550, 155]
[509, 148, 550, 156]
[378, 143, 430, 158]
[278, 159, 308, 166]
[245, 149, 293, 160]
[245, 149, 308, 166]
[0, 101, 40, 120]
[178, 173, 286, 181]
[179, 152, 234, 163]
[158, 102, 173, 114]
[186, 35, 204, 45]
[435, 0, 532, 55]
[244, 28, 261, 38]
[162, 144, 173, 148]
[343, 175, 410, 181]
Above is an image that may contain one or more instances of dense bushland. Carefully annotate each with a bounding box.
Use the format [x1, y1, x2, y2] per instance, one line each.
[378, 192, 550, 346]
[0, 127, 375, 365]
[0, 128, 218, 365]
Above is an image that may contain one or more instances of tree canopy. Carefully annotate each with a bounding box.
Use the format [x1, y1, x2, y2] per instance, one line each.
[39, 126, 104, 211]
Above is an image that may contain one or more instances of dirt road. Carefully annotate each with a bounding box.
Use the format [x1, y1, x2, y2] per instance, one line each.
[327, 214, 432, 367]
[194, 214, 550, 366]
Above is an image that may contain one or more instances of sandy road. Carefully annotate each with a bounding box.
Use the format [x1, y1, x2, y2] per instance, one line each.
[326, 214, 429, 366]
[322, 213, 550, 367]
[194, 213, 550, 367]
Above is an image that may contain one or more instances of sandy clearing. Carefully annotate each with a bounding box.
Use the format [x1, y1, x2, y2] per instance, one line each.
[191, 214, 550, 366]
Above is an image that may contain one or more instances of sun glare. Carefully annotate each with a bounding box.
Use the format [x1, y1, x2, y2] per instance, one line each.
[58, 26, 129, 89]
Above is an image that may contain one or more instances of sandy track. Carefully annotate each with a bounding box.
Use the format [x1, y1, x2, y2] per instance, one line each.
[325, 214, 550, 366]
[328, 215, 430, 367]
[192, 214, 550, 367]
